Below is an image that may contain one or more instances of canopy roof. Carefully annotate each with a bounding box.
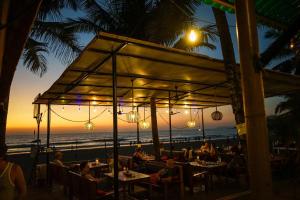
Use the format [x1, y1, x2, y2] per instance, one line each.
[34, 32, 300, 109]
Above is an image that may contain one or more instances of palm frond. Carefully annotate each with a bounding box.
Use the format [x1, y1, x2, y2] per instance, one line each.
[30, 20, 81, 64]
[272, 59, 295, 73]
[265, 29, 282, 39]
[23, 38, 49, 77]
[145, 0, 200, 44]
[38, 0, 81, 21]
[67, 17, 104, 34]
[81, 0, 118, 31]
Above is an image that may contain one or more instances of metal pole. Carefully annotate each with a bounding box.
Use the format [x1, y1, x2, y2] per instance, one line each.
[201, 108, 205, 140]
[112, 53, 119, 200]
[46, 103, 51, 185]
[168, 91, 173, 157]
[235, 0, 272, 199]
[136, 106, 140, 143]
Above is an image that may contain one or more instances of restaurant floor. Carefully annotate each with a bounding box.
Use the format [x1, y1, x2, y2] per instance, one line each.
[27, 179, 300, 200]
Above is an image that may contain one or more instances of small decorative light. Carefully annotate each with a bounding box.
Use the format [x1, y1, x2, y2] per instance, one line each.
[184, 110, 189, 115]
[84, 121, 94, 130]
[290, 42, 294, 49]
[126, 110, 139, 123]
[187, 120, 196, 128]
[140, 120, 150, 129]
[188, 29, 198, 42]
[211, 108, 223, 121]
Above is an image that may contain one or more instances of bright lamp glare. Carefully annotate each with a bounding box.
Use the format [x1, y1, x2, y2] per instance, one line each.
[188, 30, 197, 42]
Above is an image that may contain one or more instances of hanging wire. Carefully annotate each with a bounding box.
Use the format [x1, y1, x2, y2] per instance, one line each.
[50, 107, 107, 123]
[158, 111, 188, 129]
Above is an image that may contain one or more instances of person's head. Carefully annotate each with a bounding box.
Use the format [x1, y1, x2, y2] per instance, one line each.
[80, 161, 90, 174]
[166, 158, 175, 168]
[54, 151, 63, 161]
[204, 142, 209, 148]
[0, 143, 7, 159]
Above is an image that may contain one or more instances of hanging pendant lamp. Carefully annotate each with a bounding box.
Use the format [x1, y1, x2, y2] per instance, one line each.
[126, 79, 139, 123]
[211, 87, 223, 121]
[186, 107, 196, 128]
[84, 101, 94, 130]
[140, 106, 150, 129]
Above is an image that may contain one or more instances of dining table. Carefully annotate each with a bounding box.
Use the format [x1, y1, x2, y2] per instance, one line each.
[105, 170, 150, 199]
[189, 160, 227, 191]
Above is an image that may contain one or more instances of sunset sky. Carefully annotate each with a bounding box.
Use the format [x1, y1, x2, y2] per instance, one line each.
[6, 5, 282, 135]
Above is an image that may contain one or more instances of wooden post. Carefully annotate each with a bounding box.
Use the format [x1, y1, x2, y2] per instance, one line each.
[0, 0, 9, 77]
[112, 53, 119, 200]
[150, 98, 160, 160]
[46, 103, 51, 185]
[201, 108, 205, 140]
[136, 106, 140, 143]
[235, 0, 272, 199]
[168, 91, 173, 157]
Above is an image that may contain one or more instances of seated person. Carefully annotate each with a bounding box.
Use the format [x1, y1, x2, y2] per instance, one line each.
[150, 159, 179, 184]
[200, 142, 210, 153]
[209, 143, 217, 160]
[53, 151, 65, 167]
[80, 161, 101, 183]
[226, 147, 245, 178]
[132, 146, 145, 165]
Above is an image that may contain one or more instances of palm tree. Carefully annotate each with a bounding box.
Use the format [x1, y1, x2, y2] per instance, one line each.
[264, 29, 300, 163]
[67, 0, 217, 48]
[0, 0, 82, 145]
[212, 8, 244, 126]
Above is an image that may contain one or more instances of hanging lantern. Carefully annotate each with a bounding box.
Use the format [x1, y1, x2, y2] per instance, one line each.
[126, 110, 139, 123]
[140, 120, 150, 129]
[139, 107, 150, 129]
[84, 121, 94, 130]
[211, 87, 223, 121]
[186, 120, 196, 128]
[84, 101, 95, 131]
[186, 107, 196, 128]
[211, 108, 223, 121]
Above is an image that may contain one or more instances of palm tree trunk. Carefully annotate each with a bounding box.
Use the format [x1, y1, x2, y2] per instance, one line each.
[0, 0, 42, 146]
[212, 8, 245, 125]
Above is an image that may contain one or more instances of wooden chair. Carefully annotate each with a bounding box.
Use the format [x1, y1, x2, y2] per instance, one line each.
[49, 162, 69, 194]
[142, 161, 185, 200]
[118, 155, 133, 169]
[68, 171, 113, 200]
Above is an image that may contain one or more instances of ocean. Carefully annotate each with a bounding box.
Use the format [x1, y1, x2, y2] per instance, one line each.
[6, 127, 237, 154]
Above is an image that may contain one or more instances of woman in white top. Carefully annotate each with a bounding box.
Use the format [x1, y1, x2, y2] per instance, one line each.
[0, 144, 26, 200]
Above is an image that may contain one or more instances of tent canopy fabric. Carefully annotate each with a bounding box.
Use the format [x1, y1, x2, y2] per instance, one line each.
[34, 32, 300, 108]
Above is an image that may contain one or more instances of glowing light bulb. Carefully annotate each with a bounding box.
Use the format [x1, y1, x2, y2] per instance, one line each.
[84, 121, 94, 130]
[188, 30, 197, 42]
[187, 120, 196, 128]
[140, 120, 150, 129]
[290, 43, 294, 49]
[184, 110, 189, 115]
